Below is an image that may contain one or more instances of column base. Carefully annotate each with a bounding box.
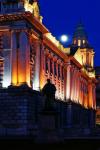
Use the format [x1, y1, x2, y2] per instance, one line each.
[9, 83, 30, 89]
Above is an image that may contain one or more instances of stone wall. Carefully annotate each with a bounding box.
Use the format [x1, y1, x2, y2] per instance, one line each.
[0, 85, 96, 141]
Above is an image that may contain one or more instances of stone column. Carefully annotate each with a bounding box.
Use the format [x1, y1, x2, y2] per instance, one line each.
[91, 53, 94, 68]
[85, 82, 88, 108]
[33, 40, 41, 91]
[11, 30, 30, 86]
[56, 61, 59, 98]
[47, 56, 50, 78]
[11, 31, 18, 85]
[0, 31, 11, 87]
[89, 83, 96, 128]
[70, 67, 75, 101]
[82, 81, 85, 107]
[50, 55, 54, 83]
[93, 84, 96, 110]
[44, 51, 46, 72]
[79, 78, 82, 105]
[73, 69, 77, 102]
[56, 61, 58, 78]
[81, 80, 84, 106]
[88, 80, 93, 108]
[84, 82, 86, 107]
[76, 72, 80, 103]
[19, 31, 30, 86]
[60, 63, 62, 99]
[63, 66, 66, 100]
[40, 43, 46, 89]
[66, 62, 71, 101]
[52, 57, 55, 84]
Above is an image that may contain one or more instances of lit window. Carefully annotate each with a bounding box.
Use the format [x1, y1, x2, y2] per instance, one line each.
[74, 39, 77, 45]
[78, 40, 81, 46]
[83, 40, 85, 44]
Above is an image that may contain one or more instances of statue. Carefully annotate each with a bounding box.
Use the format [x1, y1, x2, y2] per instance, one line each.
[24, 0, 40, 19]
[42, 79, 56, 110]
[32, 1, 40, 19]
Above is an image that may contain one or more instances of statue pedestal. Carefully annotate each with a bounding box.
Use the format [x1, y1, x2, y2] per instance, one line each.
[40, 109, 58, 130]
[38, 108, 59, 143]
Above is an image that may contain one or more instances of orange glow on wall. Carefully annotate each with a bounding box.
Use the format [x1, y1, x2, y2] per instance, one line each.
[40, 70, 46, 90]
[12, 76, 17, 86]
[26, 46, 31, 87]
[84, 94, 88, 108]
[18, 73, 26, 85]
[79, 91, 82, 105]
[11, 66, 17, 86]
[88, 82, 93, 108]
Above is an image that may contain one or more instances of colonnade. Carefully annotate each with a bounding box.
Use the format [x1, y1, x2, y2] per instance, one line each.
[40, 48, 65, 100]
[39, 47, 96, 109]
[3, 29, 96, 110]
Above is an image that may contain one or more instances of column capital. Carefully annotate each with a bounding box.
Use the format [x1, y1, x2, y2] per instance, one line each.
[11, 29, 28, 33]
[88, 79, 93, 84]
[57, 59, 61, 64]
[65, 60, 71, 66]
[53, 55, 58, 62]
[64, 62, 72, 70]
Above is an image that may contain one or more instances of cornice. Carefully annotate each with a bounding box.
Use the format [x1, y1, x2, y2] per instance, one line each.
[0, 12, 49, 34]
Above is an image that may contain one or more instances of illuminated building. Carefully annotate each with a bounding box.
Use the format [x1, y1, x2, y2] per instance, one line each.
[0, 0, 96, 141]
[95, 67, 100, 125]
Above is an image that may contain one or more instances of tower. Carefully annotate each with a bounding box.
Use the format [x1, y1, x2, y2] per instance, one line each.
[73, 21, 88, 47]
[70, 21, 95, 77]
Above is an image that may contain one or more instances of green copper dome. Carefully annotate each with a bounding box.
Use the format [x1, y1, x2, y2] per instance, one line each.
[73, 22, 88, 40]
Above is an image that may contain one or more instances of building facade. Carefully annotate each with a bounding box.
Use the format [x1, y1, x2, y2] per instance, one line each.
[0, 0, 96, 141]
[95, 67, 100, 125]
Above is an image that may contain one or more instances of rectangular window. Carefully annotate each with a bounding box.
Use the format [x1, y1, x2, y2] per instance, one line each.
[78, 40, 81, 46]
[83, 40, 85, 44]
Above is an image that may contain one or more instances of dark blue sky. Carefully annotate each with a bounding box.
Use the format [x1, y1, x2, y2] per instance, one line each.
[39, 0, 100, 66]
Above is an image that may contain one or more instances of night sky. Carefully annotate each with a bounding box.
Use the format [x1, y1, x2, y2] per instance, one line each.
[39, 0, 100, 67]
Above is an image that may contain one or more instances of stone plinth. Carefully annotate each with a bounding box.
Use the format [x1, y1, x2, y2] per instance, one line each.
[40, 109, 58, 130]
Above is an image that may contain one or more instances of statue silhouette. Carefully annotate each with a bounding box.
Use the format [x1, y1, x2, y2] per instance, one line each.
[42, 79, 56, 110]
